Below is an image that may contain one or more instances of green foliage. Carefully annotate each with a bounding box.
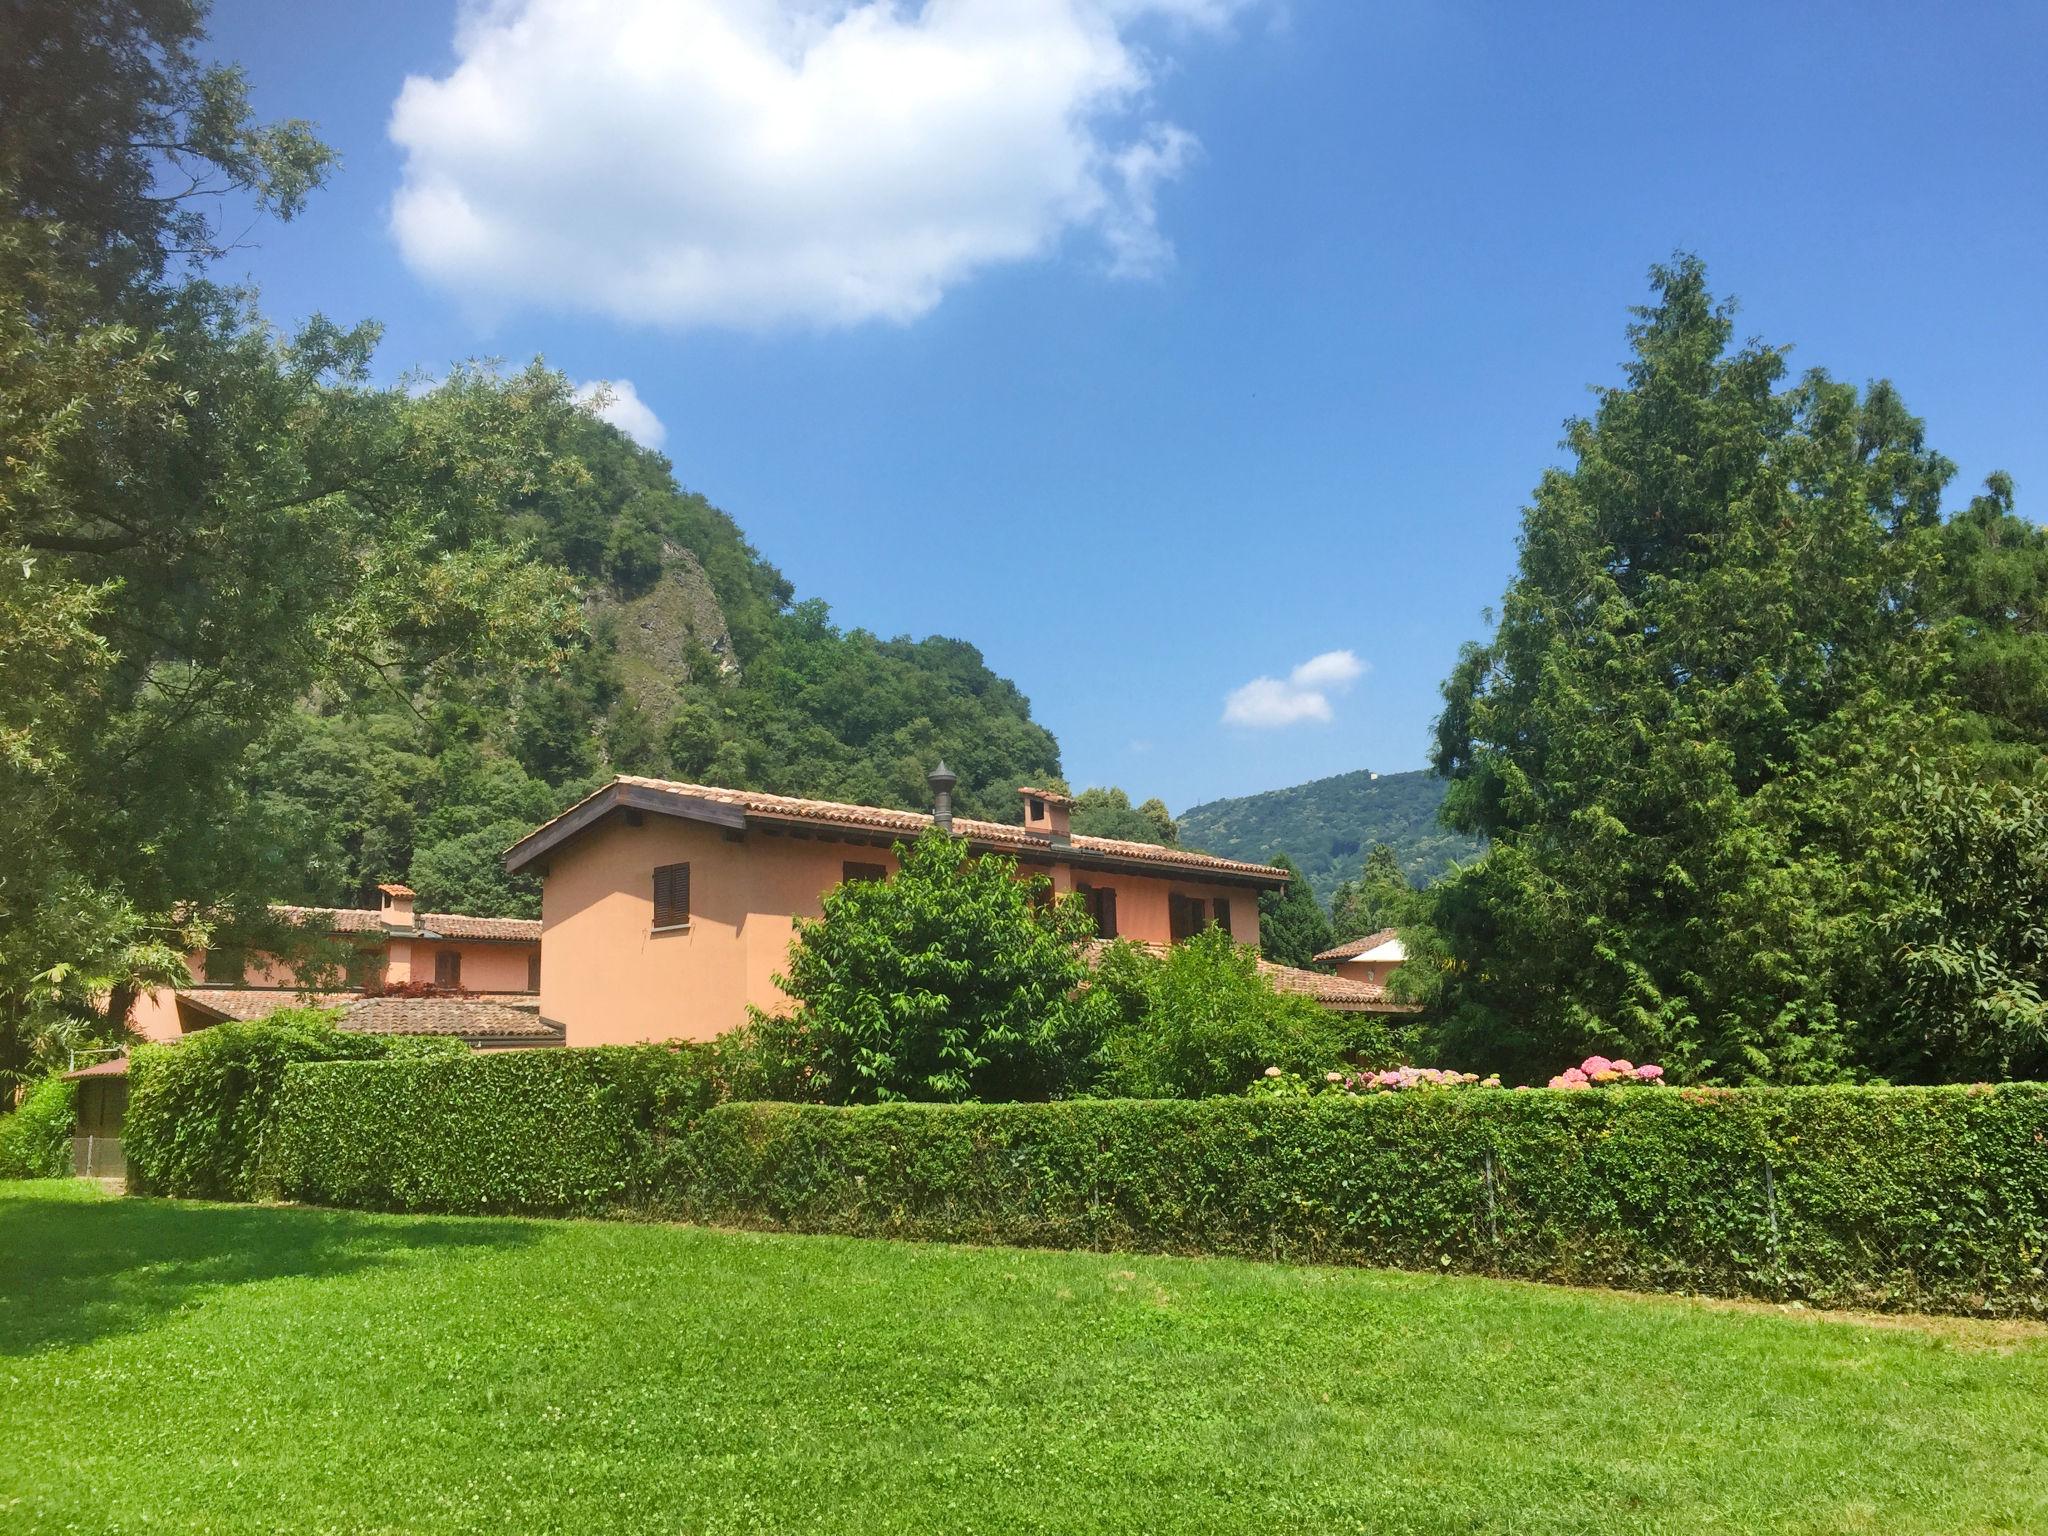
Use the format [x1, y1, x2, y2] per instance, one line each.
[1254, 853, 1334, 967]
[1878, 773, 2048, 1081]
[1069, 786, 1179, 845]
[1428, 256, 1978, 1085]
[1941, 471, 2048, 781]
[752, 829, 1096, 1103]
[0, 1075, 76, 1178]
[1328, 843, 1415, 944]
[124, 1012, 414, 1200]
[271, 1042, 747, 1213]
[1179, 769, 1481, 910]
[671, 1086, 2048, 1314]
[1085, 929, 1382, 1098]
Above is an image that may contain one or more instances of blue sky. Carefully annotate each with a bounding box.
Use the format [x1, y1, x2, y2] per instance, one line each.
[204, 0, 2048, 811]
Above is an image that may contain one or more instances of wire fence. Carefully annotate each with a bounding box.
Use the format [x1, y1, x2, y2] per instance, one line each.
[72, 1135, 125, 1182]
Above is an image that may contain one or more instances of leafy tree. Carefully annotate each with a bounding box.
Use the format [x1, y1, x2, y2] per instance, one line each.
[1329, 844, 1414, 943]
[0, 4, 576, 1078]
[1877, 773, 2047, 1081]
[1070, 787, 1180, 845]
[1256, 854, 1334, 968]
[1427, 256, 1960, 1085]
[1940, 472, 2048, 782]
[749, 829, 1096, 1103]
[1085, 929, 1379, 1098]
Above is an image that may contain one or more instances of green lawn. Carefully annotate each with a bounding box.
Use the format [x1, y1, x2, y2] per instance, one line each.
[2, 1180, 2044, 1534]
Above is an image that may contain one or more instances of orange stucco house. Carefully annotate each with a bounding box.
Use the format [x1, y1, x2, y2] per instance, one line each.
[1311, 928, 1418, 1013]
[505, 768, 1344, 1047]
[128, 884, 546, 1045]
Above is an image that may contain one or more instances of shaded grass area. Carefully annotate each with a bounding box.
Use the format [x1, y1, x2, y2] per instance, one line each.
[2, 1180, 2044, 1535]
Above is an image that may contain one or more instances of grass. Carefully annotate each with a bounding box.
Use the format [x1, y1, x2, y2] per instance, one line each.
[3, 1180, 2045, 1534]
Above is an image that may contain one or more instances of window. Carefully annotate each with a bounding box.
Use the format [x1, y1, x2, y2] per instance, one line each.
[434, 949, 462, 988]
[527, 952, 541, 993]
[653, 862, 691, 929]
[1076, 883, 1118, 939]
[843, 861, 888, 885]
[1211, 897, 1232, 936]
[1169, 893, 1207, 943]
[201, 945, 247, 984]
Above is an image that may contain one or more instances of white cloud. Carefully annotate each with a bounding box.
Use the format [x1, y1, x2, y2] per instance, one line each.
[1222, 649, 1366, 729]
[572, 379, 667, 449]
[387, 0, 1252, 329]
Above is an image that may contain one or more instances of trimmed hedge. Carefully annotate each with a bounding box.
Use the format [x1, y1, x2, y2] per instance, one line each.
[0, 1076, 77, 1178]
[662, 1090, 2048, 1313]
[273, 1045, 722, 1215]
[126, 1013, 465, 1200]
[246, 1055, 2048, 1313]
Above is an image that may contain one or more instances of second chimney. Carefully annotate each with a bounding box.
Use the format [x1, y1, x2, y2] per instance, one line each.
[1018, 787, 1072, 845]
[378, 882, 417, 929]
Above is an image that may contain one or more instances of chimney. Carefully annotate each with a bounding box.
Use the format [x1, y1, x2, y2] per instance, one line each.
[1019, 787, 1072, 846]
[378, 882, 416, 930]
[927, 761, 958, 833]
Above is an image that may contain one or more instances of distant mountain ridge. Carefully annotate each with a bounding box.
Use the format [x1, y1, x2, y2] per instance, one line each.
[1180, 769, 1483, 909]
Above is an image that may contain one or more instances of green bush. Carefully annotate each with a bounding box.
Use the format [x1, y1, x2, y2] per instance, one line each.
[0, 1075, 77, 1178]
[273, 1044, 728, 1215]
[125, 1011, 457, 1200]
[1086, 930, 1392, 1098]
[664, 1087, 2048, 1315]
[752, 827, 1098, 1103]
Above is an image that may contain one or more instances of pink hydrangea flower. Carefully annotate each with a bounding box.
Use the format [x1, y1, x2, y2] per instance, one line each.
[1581, 1055, 1613, 1077]
[1610, 1060, 1634, 1075]
[1263, 1066, 1283, 1078]
[1633, 1063, 1664, 1081]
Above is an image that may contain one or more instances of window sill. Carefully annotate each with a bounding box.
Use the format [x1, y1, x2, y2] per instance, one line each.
[651, 923, 692, 935]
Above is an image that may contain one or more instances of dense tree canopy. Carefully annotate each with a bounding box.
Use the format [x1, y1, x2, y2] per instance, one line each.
[1069, 787, 1180, 846]
[1255, 854, 1334, 968]
[1329, 845, 1414, 944]
[1424, 257, 2038, 1085]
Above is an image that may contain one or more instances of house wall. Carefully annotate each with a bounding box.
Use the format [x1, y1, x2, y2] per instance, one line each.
[1335, 958, 1398, 988]
[539, 813, 1270, 1047]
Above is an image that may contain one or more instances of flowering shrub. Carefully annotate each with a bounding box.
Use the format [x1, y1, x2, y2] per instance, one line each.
[1546, 1055, 1665, 1090]
[1250, 1064, 1501, 1097]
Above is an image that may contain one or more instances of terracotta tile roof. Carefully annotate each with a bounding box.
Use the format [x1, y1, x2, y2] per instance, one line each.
[174, 988, 559, 1042]
[515, 775, 1288, 885]
[337, 996, 561, 1041]
[408, 912, 541, 942]
[1313, 928, 1403, 964]
[267, 905, 540, 942]
[1256, 958, 1421, 1014]
[1080, 941, 1421, 1015]
[62, 1056, 130, 1079]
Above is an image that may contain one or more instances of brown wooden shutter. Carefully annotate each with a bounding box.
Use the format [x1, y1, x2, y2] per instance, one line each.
[843, 861, 887, 884]
[1098, 886, 1118, 940]
[1211, 897, 1231, 936]
[435, 949, 461, 988]
[653, 863, 691, 928]
[527, 951, 541, 993]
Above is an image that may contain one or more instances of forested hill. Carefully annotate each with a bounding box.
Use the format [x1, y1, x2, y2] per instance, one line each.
[249, 379, 1062, 918]
[1180, 769, 1482, 908]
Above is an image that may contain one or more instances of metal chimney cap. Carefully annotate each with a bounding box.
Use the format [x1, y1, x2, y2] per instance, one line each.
[927, 760, 958, 793]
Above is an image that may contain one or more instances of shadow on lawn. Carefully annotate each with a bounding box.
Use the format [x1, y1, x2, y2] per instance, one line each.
[0, 1187, 541, 1356]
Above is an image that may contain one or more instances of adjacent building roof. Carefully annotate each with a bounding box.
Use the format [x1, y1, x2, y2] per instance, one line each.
[504, 775, 1289, 887]
[62, 1056, 130, 1080]
[268, 905, 540, 943]
[173, 988, 560, 1044]
[1314, 928, 1405, 964]
[1257, 957, 1420, 1014]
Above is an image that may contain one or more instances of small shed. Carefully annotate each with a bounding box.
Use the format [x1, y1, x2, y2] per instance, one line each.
[62, 1056, 130, 1180]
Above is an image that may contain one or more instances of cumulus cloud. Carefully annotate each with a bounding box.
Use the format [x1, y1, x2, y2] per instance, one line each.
[1222, 649, 1366, 729]
[387, 0, 1251, 329]
[572, 379, 667, 449]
